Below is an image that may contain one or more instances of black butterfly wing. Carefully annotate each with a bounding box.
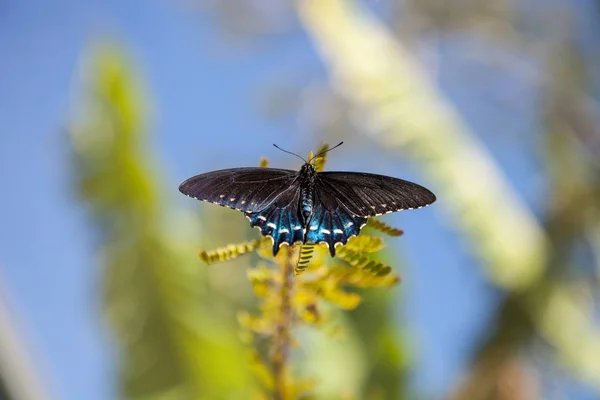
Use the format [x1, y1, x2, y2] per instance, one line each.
[179, 168, 304, 254]
[316, 171, 436, 217]
[246, 183, 305, 254]
[305, 185, 368, 256]
[179, 167, 297, 213]
[308, 172, 435, 256]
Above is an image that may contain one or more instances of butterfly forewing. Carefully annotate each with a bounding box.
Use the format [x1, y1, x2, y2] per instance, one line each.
[316, 172, 436, 217]
[179, 167, 305, 254]
[179, 168, 297, 213]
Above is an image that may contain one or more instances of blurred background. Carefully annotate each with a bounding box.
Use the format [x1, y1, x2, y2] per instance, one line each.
[2, 0, 600, 399]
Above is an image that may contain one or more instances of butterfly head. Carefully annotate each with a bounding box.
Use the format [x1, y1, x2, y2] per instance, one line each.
[299, 161, 317, 177]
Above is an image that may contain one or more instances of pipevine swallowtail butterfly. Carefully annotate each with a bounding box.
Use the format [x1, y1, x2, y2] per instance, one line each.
[179, 143, 436, 256]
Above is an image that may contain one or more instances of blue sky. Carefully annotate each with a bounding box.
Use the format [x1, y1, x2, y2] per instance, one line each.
[1, 1, 598, 399]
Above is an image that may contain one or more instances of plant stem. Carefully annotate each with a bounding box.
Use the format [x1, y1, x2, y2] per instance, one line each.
[273, 247, 294, 400]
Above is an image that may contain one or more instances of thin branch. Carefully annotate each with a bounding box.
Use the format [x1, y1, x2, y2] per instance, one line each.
[272, 248, 295, 400]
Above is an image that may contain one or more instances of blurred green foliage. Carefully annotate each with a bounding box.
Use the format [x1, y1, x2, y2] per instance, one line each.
[70, 45, 251, 399]
[296, 0, 600, 398]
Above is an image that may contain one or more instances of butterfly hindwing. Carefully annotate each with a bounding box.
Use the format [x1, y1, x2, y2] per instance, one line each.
[304, 207, 367, 256]
[179, 168, 297, 213]
[247, 182, 304, 254]
[306, 182, 369, 256]
[316, 171, 436, 217]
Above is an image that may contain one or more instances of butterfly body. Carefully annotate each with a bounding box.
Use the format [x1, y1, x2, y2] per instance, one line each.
[298, 163, 317, 223]
[180, 158, 435, 257]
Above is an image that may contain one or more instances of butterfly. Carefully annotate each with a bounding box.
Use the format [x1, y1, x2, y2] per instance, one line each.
[179, 142, 436, 257]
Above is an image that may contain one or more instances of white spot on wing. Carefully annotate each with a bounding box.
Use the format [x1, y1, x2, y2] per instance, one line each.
[280, 228, 289, 233]
[230, 198, 236, 202]
[293, 226, 302, 231]
[241, 200, 246, 205]
[345, 222, 354, 228]
[219, 195, 225, 198]
[321, 229, 331, 235]
[258, 216, 267, 221]
[309, 226, 318, 231]
[333, 229, 343, 234]
[267, 222, 277, 229]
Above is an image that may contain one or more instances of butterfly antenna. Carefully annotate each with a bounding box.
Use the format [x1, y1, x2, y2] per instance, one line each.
[309, 141, 344, 163]
[273, 144, 307, 163]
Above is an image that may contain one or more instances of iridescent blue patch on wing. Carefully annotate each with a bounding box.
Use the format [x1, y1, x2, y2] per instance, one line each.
[248, 208, 304, 255]
[305, 206, 367, 256]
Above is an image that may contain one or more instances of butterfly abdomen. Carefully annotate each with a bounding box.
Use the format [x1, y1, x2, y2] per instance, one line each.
[300, 186, 313, 223]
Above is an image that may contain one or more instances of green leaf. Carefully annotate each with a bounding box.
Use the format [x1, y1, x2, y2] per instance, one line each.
[343, 235, 386, 252]
[366, 219, 404, 237]
[313, 142, 331, 172]
[295, 243, 316, 275]
[336, 248, 393, 277]
[199, 239, 262, 264]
